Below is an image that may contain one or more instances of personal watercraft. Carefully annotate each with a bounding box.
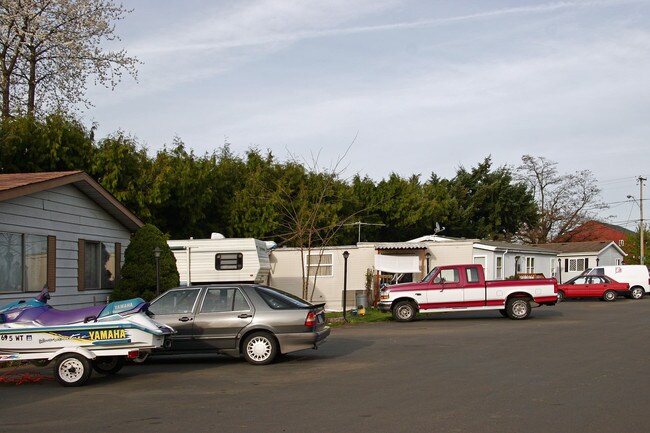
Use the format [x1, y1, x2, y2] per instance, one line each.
[0, 289, 174, 386]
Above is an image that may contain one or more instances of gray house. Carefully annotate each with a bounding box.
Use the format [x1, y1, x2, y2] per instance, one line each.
[0, 171, 143, 307]
[538, 241, 626, 283]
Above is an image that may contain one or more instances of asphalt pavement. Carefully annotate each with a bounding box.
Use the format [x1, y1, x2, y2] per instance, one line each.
[1, 298, 650, 433]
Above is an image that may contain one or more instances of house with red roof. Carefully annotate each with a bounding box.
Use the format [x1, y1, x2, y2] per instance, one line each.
[0, 171, 143, 307]
[553, 220, 635, 255]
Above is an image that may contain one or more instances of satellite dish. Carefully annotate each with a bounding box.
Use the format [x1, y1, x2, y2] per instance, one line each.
[434, 222, 445, 234]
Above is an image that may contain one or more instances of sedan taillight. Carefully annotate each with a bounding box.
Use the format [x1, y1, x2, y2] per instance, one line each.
[305, 311, 316, 326]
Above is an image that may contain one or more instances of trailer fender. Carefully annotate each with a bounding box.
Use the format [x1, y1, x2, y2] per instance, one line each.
[49, 346, 97, 361]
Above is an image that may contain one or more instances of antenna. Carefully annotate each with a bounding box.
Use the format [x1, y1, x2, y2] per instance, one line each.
[345, 221, 386, 242]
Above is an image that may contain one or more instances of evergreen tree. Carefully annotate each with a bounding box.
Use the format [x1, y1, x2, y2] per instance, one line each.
[112, 224, 179, 301]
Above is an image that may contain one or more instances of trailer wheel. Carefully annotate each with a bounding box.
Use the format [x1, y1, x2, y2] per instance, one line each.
[54, 353, 92, 387]
[506, 298, 531, 320]
[393, 300, 417, 322]
[93, 356, 125, 375]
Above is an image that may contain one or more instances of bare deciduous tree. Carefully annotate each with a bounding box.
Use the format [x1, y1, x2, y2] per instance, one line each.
[0, 0, 138, 118]
[516, 154, 607, 244]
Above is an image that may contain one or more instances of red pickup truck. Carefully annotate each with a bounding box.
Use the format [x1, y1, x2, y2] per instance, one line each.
[378, 264, 558, 321]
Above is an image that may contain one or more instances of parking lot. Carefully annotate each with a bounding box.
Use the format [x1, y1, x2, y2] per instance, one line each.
[1, 298, 650, 433]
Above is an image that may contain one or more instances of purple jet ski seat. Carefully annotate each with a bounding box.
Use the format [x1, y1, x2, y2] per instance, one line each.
[34, 305, 106, 326]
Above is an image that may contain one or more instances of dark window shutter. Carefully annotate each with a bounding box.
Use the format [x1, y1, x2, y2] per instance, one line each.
[78, 239, 85, 291]
[47, 236, 56, 292]
[585, 258, 589, 269]
[564, 259, 568, 273]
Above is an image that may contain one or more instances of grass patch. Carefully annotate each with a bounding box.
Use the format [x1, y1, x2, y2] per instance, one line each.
[325, 308, 392, 326]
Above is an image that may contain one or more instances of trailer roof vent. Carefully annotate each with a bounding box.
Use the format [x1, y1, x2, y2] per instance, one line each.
[211, 232, 226, 240]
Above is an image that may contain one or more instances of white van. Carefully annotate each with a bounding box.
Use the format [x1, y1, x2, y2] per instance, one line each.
[584, 265, 650, 300]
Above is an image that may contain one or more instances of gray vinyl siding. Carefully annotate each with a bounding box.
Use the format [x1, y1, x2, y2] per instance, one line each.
[598, 246, 623, 266]
[0, 184, 133, 308]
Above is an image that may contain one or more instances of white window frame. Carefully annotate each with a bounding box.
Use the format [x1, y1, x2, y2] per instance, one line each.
[526, 257, 535, 273]
[495, 256, 503, 279]
[305, 252, 333, 278]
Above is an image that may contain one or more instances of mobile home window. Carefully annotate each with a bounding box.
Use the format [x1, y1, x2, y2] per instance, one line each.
[0, 232, 48, 292]
[495, 257, 503, 279]
[215, 253, 243, 270]
[526, 257, 535, 273]
[565, 258, 588, 273]
[306, 253, 333, 277]
[82, 241, 116, 290]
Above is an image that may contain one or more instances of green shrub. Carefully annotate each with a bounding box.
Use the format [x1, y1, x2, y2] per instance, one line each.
[112, 224, 179, 301]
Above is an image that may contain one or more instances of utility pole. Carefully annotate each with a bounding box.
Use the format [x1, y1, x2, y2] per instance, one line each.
[639, 176, 646, 265]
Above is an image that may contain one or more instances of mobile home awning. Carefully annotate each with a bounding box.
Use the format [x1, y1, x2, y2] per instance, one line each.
[374, 255, 421, 273]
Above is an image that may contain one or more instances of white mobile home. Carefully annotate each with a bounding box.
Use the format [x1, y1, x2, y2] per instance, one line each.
[269, 236, 563, 311]
[168, 235, 272, 285]
[473, 241, 559, 280]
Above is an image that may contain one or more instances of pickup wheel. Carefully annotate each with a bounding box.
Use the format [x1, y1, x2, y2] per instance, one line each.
[602, 290, 617, 302]
[506, 298, 531, 320]
[393, 300, 417, 322]
[557, 291, 566, 302]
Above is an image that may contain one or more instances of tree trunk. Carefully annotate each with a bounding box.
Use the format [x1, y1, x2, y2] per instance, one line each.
[26, 45, 37, 117]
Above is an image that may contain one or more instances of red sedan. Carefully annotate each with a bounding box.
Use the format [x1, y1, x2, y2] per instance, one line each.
[558, 275, 630, 302]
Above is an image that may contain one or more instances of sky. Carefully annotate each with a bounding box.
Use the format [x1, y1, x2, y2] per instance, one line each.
[84, 0, 649, 231]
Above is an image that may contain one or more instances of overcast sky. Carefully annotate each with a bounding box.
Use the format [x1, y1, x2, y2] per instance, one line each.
[85, 0, 649, 231]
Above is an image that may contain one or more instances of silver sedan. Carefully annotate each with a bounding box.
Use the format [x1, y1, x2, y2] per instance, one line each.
[146, 284, 331, 365]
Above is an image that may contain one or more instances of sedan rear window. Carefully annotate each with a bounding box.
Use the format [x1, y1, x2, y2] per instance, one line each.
[255, 286, 311, 309]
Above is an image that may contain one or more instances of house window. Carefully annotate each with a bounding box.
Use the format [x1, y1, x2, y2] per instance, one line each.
[0, 232, 48, 293]
[306, 253, 333, 277]
[568, 258, 586, 272]
[496, 257, 503, 279]
[215, 253, 243, 270]
[526, 257, 535, 273]
[80, 240, 116, 290]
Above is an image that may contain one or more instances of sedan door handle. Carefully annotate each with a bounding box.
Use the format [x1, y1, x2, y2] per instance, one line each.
[238, 313, 252, 319]
[178, 316, 193, 322]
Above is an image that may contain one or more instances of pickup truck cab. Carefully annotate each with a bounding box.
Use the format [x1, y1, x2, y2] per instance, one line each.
[378, 264, 558, 321]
